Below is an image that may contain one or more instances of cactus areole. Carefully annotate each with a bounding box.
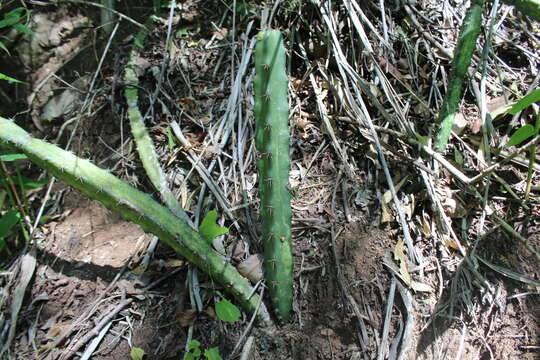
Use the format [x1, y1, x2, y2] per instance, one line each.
[254, 30, 293, 322]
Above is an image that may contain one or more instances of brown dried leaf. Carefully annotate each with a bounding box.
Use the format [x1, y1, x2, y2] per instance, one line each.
[214, 28, 228, 40]
[237, 254, 263, 283]
[411, 281, 433, 293]
[175, 309, 198, 327]
[165, 259, 186, 268]
[44, 321, 72, 341]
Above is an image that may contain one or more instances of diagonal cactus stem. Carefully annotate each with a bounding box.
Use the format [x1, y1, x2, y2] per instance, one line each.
[435, 0, 483, 152]
[254, 30, 293, 322]
[124, 17, 190, 223]
[0, 117, 271, 326]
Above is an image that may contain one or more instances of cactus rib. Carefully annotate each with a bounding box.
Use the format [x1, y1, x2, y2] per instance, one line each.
[0, 117, 271, 326]
[254, 30, 293, 322]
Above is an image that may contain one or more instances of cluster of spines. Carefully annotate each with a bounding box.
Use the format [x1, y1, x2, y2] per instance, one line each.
[253, 30, 293, 322]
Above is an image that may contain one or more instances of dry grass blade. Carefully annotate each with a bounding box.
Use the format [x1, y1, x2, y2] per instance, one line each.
[0, 249, 36, 357]
[316, 0, 420, 264]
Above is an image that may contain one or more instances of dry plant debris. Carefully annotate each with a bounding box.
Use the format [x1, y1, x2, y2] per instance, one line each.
[0, 0, 539, 359]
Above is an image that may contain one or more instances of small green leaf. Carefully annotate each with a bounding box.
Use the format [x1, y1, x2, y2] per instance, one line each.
[6, 175, 48, 190]
[0, 153, 27, 161]
[176, 28, 189, 37]
[0, 15, 20, 29]
[0, 41, 10, 55]
[454, 148, 464, 166]
[167, 126, 177, 150]
[17, 175, 48, 189]
[204, 347, 222, 360]
[186, 340, 201, 357]
[0, 73, 22, 83]
[0, 237, 10, 255]
[6, 8, 26, 18]
[199, 210, 228, 243]
[506, 124, 535, 147]
[414, 132, 428, 146]
[130, 347, 146, 360]
[0, 210, 21, 238]
[0, 190, 6, 209]
[13, 23, 34, 35]
[215, 298, 241, 322]
[509, 88, 540, 115]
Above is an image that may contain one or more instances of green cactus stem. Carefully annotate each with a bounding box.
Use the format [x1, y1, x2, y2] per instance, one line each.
[253, 30, 293, 322]
[0, 117, 271, 326]
[124, 17, 190, 223]
[435, 0, 483, 152]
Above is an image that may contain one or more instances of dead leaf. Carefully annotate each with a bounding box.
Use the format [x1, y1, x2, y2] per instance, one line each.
[44, 321, 72, 341]
[205, 306, 217, 320]
[382, 176, 409, 204]
[214, 28, 228, 40]
[451, 113, 467, 135]
[394, 239, 411, 285]
[442, 234, 461, 251]
[399, 260, 411, 286]
[237, 254, 263, 283]
[394, 239, 406, 262]
[411, 281, 433, 293]
[421, 213, 432, 237]
[176, 309, 198, 327]
[165, 259, 186, 268]
[381, 202, 392, 223]
[131, 262, 148, 276]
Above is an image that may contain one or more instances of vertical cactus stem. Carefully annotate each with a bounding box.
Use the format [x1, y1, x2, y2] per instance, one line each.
[255, 30, 293, 322]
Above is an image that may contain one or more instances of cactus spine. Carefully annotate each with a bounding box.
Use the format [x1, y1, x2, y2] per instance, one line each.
[0, 117, 271, 326]
[254, 30, 293, 322]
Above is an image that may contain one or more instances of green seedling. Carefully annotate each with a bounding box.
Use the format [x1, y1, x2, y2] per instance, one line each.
[0, 210, 20, 255]
[130, 347, 146, 360]
[435, 0, 483, 152]
[0, 150, 39, 256]
[505, 88, 540, 200]
[253, 30, 293, 322]
[199, 210, 228, 243]
[0, 7, 33, 83]
[183, 340, 222, 360]
[214, 292, 241, 322]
